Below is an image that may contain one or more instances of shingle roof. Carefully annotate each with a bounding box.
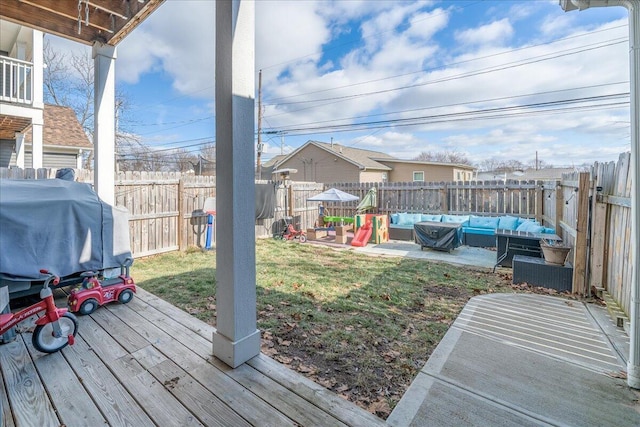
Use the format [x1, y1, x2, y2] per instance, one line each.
[280, 140, 394, 170]
[27, 104, 92, 149]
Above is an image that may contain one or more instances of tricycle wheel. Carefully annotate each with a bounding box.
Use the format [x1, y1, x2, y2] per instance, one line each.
[118, 289, 134, 304]
[79, 298, 99, 315]
[32, 312, 78, 353]
[299, 234, 307, 243]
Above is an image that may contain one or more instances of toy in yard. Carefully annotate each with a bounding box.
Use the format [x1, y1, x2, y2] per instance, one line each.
[351, 221, 373, 247]
[354, 214, 389, 244]
[0, 270, 78, 353]
[68, 259, 136, 315]
[278, 222, 307, 243]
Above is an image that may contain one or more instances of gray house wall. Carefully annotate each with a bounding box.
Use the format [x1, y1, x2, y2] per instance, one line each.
[279, 144, 361, 182]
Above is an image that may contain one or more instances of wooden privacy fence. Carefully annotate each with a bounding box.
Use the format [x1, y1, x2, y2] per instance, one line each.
[329, 180, 544, 220]
[1, 154, 634, 321]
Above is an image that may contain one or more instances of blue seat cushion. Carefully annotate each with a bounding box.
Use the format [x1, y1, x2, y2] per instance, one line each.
[462, 226, 496, 236]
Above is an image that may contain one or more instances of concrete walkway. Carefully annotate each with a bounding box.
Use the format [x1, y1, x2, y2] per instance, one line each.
[388, 293, 640, 426]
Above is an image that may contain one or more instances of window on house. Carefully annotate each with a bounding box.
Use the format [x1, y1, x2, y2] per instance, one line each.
[413, 171, 424, 182]
[456, 172, 461, 180]
[381, 172, 388, 182]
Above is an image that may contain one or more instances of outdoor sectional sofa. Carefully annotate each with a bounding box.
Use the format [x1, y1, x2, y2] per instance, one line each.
[388, 212, 555, 247]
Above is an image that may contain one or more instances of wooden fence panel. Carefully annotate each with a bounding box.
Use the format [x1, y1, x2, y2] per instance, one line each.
[605, 153, 632, 313]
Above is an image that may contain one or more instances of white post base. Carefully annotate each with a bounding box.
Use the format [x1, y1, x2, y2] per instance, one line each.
[213, 329, 261, 368]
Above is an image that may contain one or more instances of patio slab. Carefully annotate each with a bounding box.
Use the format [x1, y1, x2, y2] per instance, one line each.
[388, 293, 640, 427]
[353, 241, 497, 270]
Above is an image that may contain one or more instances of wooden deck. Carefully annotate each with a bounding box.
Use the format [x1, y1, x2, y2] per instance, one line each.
[0, 288, 385, 427]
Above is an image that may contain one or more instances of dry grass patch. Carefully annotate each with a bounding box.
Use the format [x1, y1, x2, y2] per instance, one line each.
[133, 239, 515, 419]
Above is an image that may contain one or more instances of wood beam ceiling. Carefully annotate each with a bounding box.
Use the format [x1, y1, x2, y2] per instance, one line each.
[0, 0, 164, 46]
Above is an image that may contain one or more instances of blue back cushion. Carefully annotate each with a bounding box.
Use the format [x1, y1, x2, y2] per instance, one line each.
[397, 213, 413, 225]
[421, 214, 443, 222]
[498, 215, 519, 230]
[390, 213, 400, 224]
[469, 216, 500, 229]
[442, 215, 470, 224]
[516, 220, 544, 233]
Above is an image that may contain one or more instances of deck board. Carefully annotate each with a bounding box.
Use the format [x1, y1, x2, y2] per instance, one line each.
[25, 336, 107, 426]
[1, 288, 383, 426]
[0, 338, 59, 427]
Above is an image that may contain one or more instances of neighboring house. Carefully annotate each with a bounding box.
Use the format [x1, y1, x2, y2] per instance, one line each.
[0, 21, 91, 169]
[268, 140, 475, 183]
[374, 158, 475, 182]
[475, 168, 580, 181]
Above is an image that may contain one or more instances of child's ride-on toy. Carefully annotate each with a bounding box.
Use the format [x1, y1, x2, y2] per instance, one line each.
[68, 260, 136, 315]
[280, 222, 307, 243]
[0, 270, 78, 353]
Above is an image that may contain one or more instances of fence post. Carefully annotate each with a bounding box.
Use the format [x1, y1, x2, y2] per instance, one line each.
[554, 180, 563, 236]
[441, 182, 449, 213]
[572, 172, 590, 295]
[589, 170, 608, 291]
[535, 181, 543, 224]
[287, 184, 294, 218]
[178, 177, 185, 251]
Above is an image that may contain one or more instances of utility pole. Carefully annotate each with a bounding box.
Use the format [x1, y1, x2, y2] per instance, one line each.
[280, 132, 284, 155]
[256, 69, 263, 179]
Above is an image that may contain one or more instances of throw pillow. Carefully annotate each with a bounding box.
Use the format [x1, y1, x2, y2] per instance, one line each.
[498, 215, 519, 230]
[516, 221, 544, 233]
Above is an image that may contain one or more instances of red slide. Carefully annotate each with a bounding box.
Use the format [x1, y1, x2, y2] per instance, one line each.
[351, 221, 373, 247]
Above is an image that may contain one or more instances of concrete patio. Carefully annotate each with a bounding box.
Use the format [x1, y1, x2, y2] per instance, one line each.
[388, 293, 640, 426]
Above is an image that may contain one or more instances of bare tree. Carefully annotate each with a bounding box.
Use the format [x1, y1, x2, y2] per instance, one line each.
[43, 40, 133, 170]
[414, 150, 472, 165]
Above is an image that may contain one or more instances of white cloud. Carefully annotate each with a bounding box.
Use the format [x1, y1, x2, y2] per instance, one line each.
[455, 18, 514, 47]
[42, 1, 632, 166]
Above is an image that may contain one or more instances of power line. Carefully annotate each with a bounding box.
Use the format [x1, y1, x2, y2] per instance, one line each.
[263, 38, 627, 109]
[265, 82, 629, 130]
[267, 94, 629, 136]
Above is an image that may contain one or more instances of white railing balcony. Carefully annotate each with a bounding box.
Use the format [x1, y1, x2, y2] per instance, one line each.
[0, 55, 33, 105]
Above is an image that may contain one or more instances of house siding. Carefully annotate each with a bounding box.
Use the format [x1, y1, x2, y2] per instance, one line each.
[24, 151, 78, 169]
[359, 170, 387, 183]
[381, 162, 472, 182]
[278, 144, 361, 182]
[0, 139, 16, 167]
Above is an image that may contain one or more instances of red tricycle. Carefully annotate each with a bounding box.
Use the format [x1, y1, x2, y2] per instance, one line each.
[68, 260, 136, 315]
[279, 222, 307, 243]
[0, 270, 78, 353]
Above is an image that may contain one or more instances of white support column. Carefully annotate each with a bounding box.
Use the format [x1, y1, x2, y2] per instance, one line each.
[14, 132, 25, 168]
[92, 43, 116, 205]
[31, 120, 43, 169]
[561, 0, 640, 389]
[625, 0, 640, 391]
[212, 0, 260, 368]
[32, 30, 44, 109]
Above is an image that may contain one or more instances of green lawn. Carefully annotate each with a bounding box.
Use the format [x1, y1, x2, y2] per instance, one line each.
[132, 239, 515, 418]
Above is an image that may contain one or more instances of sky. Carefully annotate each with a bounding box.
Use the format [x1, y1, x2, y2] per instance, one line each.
[47, 0, 632, 169]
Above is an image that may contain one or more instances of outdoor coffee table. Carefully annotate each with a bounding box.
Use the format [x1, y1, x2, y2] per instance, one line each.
[414, 221, 463, 252]
[494, 229, 562, 271]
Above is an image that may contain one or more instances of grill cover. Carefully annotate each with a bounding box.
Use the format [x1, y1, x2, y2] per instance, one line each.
[0, 179, 132, 280]
[414, 221, 463, 251]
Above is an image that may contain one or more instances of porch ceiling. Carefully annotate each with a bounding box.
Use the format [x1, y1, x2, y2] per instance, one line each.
[0, 0, 164, 46]
[0, 114, 31, 139]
